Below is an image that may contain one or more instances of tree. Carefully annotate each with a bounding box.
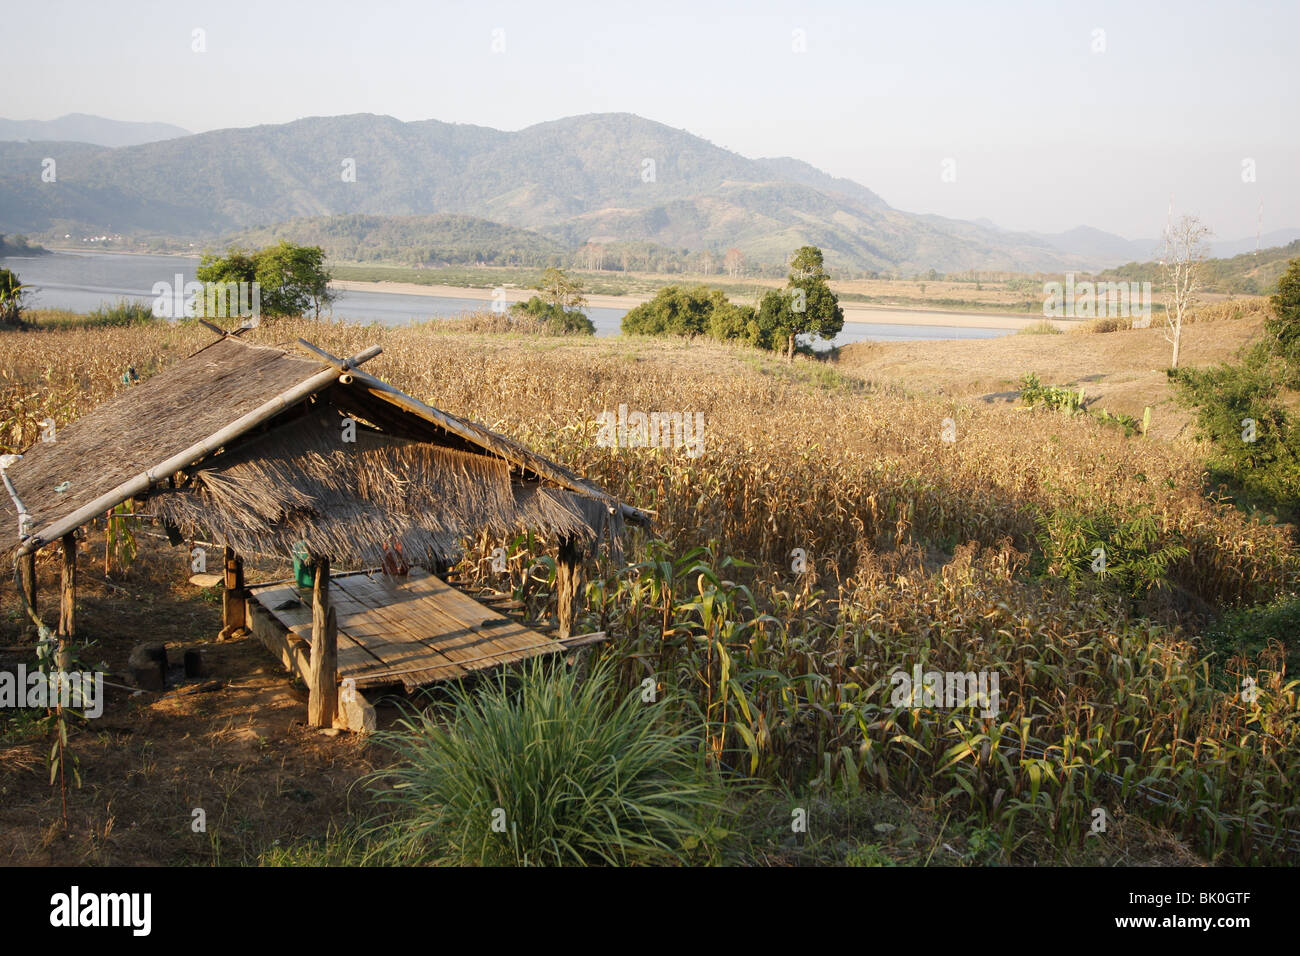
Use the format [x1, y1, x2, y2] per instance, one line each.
[723, 248, 745, 278]
[1266, 256, 1300, 373]
[1160, 215, 1212, 369]
[197, 242, 335, 320]
[621, 285, 720, 336]
[0, 268, 29, 328]
[765, 245, 845, 361]
[538, 268, 587, 311]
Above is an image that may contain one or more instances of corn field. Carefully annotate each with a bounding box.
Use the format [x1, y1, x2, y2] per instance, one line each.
[4, 318, 1297, 863]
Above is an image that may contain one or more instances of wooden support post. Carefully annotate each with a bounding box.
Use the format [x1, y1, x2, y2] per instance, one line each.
[220, 546, 246, 635]
[58, 532, 76, 639]
[19, 550, 36, 616]
[307, 557, 337, 729]
[556, 536, 583, 641]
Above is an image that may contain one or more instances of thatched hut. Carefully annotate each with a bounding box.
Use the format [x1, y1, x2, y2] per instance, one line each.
[1, 331, 647, 730]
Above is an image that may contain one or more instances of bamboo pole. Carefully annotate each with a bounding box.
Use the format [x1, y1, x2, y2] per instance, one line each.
[59, 532, 75, 639]
[20, 551, 36, 614]
[556, 535, 583, 640]
[307, 557, 337, 728]
[15, 345, 383, 556]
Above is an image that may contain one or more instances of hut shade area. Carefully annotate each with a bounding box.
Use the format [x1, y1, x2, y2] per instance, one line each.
[0, 332, 647, 720]
[248, 568, 590, 692]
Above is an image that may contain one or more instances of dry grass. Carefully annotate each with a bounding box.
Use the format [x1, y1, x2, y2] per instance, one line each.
[837, 315, 1268, 441]
[1, 316, 1296, 865]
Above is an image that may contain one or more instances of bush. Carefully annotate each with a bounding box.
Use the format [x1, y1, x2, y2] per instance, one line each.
[1170, 343, 1300, 521]
[1018, 373, 1085, 412]
[364, 657, 728, 866]
[1017, 320, 1063, 335]
[1072, 316, 1132, 333]
[508, 295, 594, 335]
[85, 299, 161, 327]
[1035, 504, 1190, 599]
[622, 284, 725, 337]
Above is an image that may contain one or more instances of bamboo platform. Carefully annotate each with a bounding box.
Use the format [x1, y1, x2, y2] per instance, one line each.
[247, 568, 602, 693]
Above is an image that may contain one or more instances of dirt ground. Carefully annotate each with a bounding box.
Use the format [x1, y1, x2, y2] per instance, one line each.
[0, 532, 383, 865]
[836, 317, 1265, 442]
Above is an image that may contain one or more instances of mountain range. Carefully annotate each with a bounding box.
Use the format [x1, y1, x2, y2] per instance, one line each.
[1, 112, 1292, 274]
[0, 113, 190, 148]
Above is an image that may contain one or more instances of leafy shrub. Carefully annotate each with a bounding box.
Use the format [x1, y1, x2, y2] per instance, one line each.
[508, 295, 594, 335]
[1170, 343, 1300, 520]
[1018, 373, 1085, 413]
[1035, 504, 1191, 599]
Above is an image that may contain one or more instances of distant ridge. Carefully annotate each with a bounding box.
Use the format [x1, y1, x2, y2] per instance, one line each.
[0, 111, 1293, 274]
[0, 113, 190, 148]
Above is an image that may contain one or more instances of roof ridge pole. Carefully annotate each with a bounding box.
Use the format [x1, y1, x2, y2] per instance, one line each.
[14, 345, 384, 556]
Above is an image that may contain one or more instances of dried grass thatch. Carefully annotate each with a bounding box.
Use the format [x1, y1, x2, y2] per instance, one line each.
[147, 407, 623, 566]
[2, 335, 642, 562]
[2, 337, 323, 548]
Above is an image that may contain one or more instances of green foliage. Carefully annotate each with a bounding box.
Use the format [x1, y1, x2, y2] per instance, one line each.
[1102, 239, 1300, 295]
[507, 295, 594, 335]
[106, 502, 137, 575]
[1202, 596, 1300, 677]
[0, 234, 44, 256]
[621, 284, 731, 337]
[766, 246, 845, 358]
[227, 213, 569, 268]
[196, 241, 334, 319]
[536, 267, 586, 311]
[1266, 256, 1300, 370]
[85, 299, 159, 327]
[1018, 373, 1086, 413]
[1018, 374, 1141, 436]
[1170, 342, 1300, 520]
[0, 268, 27, 326]
[363, 657, 728, 866]
[620, 245, 843, 358]
[1034, 505, 1191, 599]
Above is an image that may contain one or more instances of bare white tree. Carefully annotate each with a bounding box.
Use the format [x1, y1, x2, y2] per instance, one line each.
[1159, 214, 1212, 369]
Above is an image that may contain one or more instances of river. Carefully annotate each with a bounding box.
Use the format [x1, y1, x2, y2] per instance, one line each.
[2, 250, 1013, 347]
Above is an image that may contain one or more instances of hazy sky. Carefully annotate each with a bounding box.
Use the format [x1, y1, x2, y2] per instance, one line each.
[6, 0, 1296, 239]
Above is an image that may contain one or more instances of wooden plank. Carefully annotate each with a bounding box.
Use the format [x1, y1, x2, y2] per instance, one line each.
[251, 584, 391, 677]
[337, 571, 556, 679]
[391, 576, 541, 662]
[250, 569, 566, 689]
[331, 574, 472, 685]
[253, 577, 469, 687]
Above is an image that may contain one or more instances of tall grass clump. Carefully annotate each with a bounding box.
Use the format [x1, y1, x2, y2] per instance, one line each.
[364, 658, 729, 866]
[1017, 320, 1062, 335]
[75, 299, 162, 328]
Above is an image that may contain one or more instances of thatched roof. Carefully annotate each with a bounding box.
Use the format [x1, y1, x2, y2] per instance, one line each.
[1, 334, 646, 565]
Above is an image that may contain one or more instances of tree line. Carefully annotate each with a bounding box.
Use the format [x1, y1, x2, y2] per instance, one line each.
[620, 245, 845, 359]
